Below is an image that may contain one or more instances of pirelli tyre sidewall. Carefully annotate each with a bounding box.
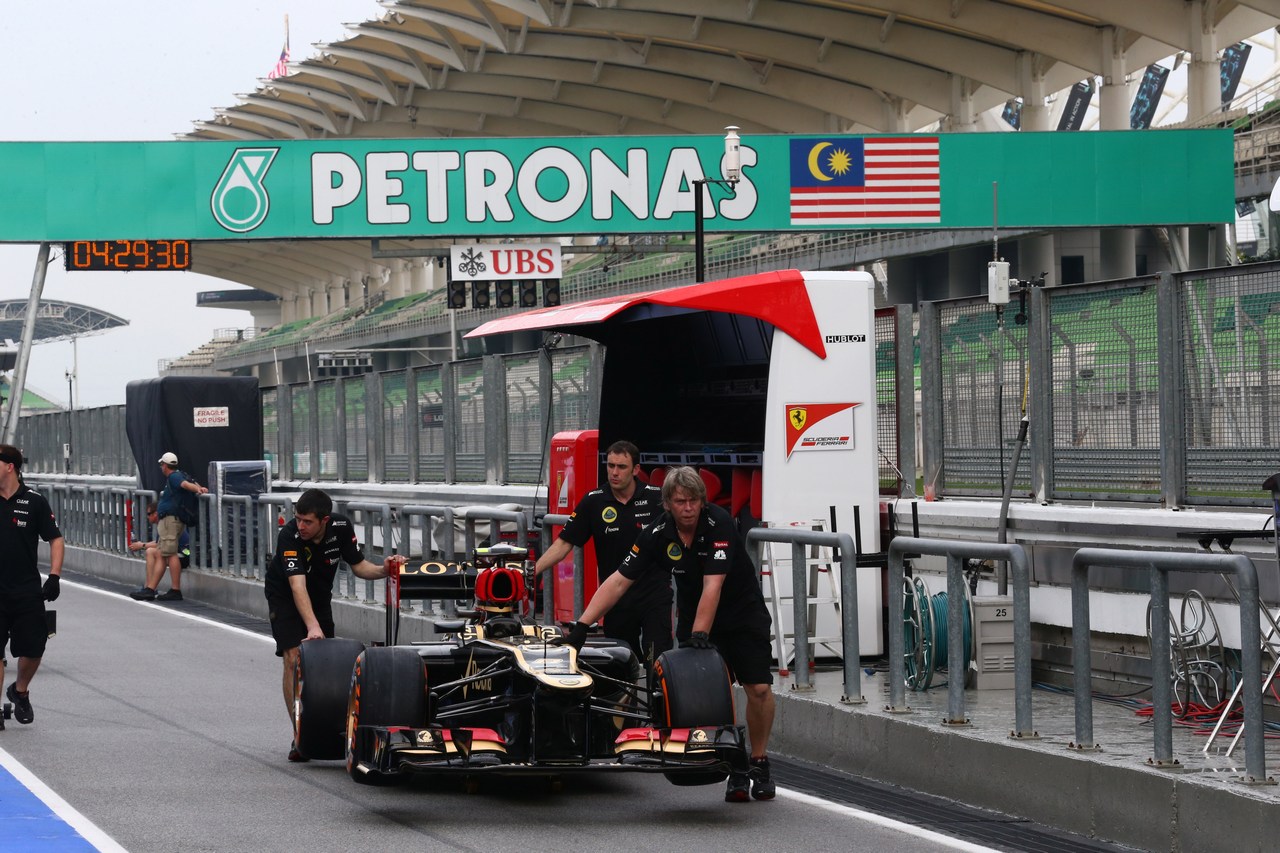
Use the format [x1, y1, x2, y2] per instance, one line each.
[346, 646, 428, 785]
[653, 647, 737, 786]
[295, 638, 366, 760]
[653, 646, 736, 728]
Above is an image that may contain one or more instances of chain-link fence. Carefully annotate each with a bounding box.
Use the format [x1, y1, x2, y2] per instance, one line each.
[918, 260, 1280, 507]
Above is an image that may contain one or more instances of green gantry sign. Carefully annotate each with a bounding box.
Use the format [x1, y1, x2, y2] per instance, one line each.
[0, 129, 1233, 242]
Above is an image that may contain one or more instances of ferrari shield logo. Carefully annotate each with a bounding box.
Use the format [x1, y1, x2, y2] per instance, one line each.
[789, 406, 807, 431]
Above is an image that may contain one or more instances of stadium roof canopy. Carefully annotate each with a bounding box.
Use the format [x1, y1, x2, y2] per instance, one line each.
[0, 300, 129, 345]
[187, 1, 1276, 142]
[181, 0, 1280, 299]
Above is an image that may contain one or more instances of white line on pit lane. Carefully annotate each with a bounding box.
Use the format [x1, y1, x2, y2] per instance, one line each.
[778, 788, 1001, 852]
[0, 746, 128, 853]
[71, 579, 274, 644]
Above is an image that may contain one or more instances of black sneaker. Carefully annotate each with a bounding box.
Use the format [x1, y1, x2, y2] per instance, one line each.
[7, 683, 32, 725]
[749, 756, 776, 800]
[155, 589, 184, 602]
[129, 587, 157, 601]
[288, 742, 309, 763]
[724, 772, 750, 803]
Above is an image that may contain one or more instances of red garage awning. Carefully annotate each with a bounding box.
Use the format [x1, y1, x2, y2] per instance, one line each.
[465, 269, 827, 358]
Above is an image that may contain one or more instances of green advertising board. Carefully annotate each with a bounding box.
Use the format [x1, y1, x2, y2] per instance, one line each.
[0, 130, 1233, 242]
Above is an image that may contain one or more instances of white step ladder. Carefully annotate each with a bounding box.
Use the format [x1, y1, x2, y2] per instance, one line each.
[1202, 585, 1280, 756]
[759, 520, 843, 675]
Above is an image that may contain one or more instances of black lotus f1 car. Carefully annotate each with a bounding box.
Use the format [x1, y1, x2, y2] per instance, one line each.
[293, 544, 747, 789]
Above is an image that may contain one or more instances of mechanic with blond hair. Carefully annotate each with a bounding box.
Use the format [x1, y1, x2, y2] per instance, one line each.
[563, 465, 776, 803]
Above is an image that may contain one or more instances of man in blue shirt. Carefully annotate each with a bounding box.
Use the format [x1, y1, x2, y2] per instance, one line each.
[154, 452, 207, 602]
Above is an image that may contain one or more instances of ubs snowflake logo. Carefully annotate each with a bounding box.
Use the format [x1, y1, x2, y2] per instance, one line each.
[457, 248, 486, 277]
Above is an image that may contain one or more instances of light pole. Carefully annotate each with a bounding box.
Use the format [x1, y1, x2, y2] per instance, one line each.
[693, 126, 742, 283]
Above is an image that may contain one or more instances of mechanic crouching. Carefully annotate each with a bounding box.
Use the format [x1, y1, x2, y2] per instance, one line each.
[563, 465, 776, 803]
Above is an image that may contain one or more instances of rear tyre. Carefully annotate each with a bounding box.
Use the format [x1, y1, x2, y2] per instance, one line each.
[346, 647, 427, 786]
[295, 638, 365, 760]
[653, 647, 736, 787]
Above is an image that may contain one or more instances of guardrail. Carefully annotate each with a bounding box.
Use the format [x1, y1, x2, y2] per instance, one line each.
[745, 526, 863, 702]
[1070, 547, 1272, 785]
[887, 537, 1035, 740]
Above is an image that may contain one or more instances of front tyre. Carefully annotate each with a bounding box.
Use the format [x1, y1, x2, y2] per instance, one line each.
[346, 647, 427, 786]
[653, 647, 737, 787]
[295, 638, 365, 760]
[653, 647, 736, 728]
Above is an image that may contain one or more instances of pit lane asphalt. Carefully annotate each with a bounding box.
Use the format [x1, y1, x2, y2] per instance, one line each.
[0, 576, 1123, 853]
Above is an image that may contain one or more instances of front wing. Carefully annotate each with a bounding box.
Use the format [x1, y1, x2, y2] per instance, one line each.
[350, 723, 747, 780]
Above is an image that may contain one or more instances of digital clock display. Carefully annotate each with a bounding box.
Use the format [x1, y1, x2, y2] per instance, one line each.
[64, 240, 192, 271]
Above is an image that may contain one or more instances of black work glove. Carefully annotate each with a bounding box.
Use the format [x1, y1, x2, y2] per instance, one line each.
[43, 575, 60, 602]
[559, 621, 589, 651]
[683, 631, 714, 650]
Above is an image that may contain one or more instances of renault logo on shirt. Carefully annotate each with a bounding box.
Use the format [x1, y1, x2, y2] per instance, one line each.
[601, 506, 618, 523]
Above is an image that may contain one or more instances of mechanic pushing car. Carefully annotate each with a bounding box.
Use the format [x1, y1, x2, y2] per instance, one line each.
[0, 444, 64, 728]
[533, 440, 671, 666]
[563, 465, 776, 803]
[265, 488, 404, 762]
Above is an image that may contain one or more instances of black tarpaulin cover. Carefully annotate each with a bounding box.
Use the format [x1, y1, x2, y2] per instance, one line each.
[125, 376, 262, 494]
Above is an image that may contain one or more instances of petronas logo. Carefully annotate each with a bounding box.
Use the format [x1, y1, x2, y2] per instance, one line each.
[211, 148, 279, 232]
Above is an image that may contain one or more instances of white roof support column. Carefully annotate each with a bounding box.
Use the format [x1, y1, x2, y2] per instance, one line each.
[943, 75, 977, 132]
[1096, 25, 1136, 280]
[409, 259, 432, 295]
[329, 278, 349, 311]
[880, 93, 913, 133]
[1016, 52, 1051, 132]
[1097, 28, 1131, 131]
[388, 261, 411, 300]
[281, 293, 299, 325]
[1186, 0, 1222, 120]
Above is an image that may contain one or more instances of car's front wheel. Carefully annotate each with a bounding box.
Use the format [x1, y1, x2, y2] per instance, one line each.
[295, 638, 365, 760]
[346, 647, 427, 785]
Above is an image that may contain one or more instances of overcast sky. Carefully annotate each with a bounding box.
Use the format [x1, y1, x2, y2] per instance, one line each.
[0, 1, 379, 407]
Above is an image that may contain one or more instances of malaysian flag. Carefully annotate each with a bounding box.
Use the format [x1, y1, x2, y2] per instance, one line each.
[267, 40, 290, 80]
[789, 136, 940, 225]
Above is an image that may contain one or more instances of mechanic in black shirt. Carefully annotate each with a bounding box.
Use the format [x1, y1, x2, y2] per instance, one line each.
[0, 444, 63, 727]
[265, 488, 403, 762]
[534, 440, 671, 664]
[563, 466, 776, 803]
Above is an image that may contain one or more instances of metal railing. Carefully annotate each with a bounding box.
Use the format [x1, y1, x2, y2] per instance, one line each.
[887, 538, 1035, 740]
[1070, 548, 1271, 784]
[746, 526, 863, 702]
